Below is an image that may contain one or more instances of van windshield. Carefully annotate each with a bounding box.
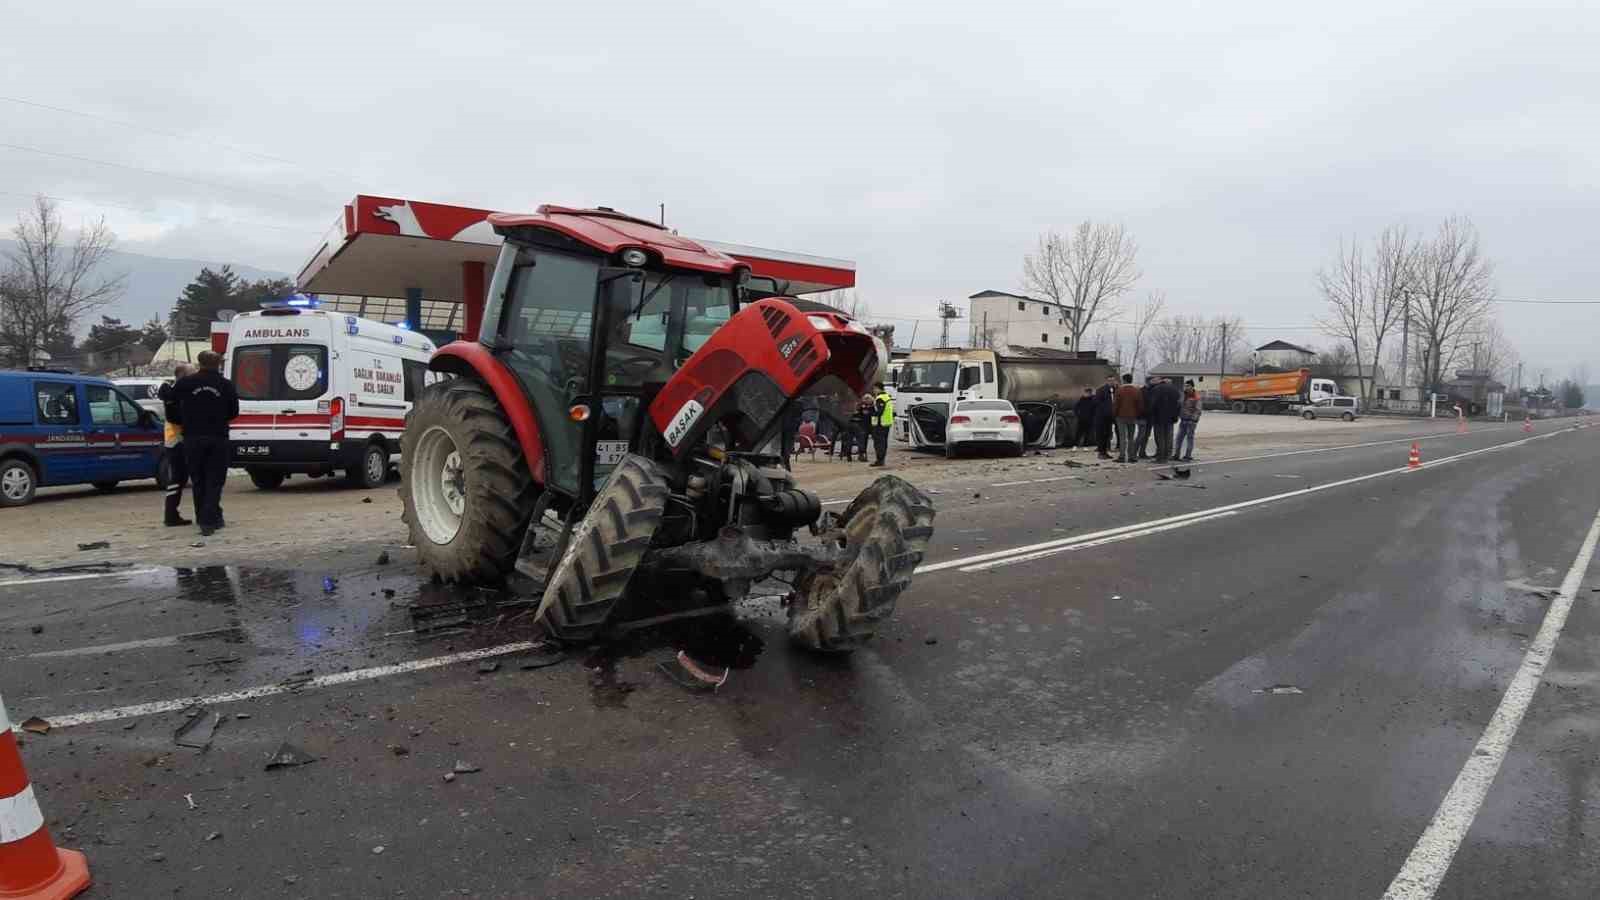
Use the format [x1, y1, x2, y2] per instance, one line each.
[899, 362, 957, 392]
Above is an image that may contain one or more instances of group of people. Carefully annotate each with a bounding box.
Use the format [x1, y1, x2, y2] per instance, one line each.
[157, 351, 241, 536]
[782, 382, 895, 469]
[1072, 373, 1202, 464]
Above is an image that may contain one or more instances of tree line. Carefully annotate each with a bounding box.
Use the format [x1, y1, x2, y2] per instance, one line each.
[0, 195, 291, 369]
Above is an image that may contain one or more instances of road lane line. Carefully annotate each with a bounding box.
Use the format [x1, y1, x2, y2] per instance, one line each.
[15, 641, 539, 732]
[1381, 502, 1600, 900]
[959, 511, 1239, 572]
[919, 426, 1574, 575]
[0, 567, 161, 588]
[17, 625, 243, 660]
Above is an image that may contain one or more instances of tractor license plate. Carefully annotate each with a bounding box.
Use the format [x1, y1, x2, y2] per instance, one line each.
[973, 431, 998, 440]
[594, 441, 629, 465]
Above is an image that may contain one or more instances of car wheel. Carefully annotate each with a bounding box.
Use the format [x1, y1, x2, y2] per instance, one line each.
[248, 468, 287, 490]
[346, 442, 389, 489]
[0, 458, 38, 507]
[1302, 410, 1315, 420]
[1342, 412, 1355, 421]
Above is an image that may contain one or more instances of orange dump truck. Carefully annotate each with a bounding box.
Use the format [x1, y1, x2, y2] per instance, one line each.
[1219, 369, 1338, 414]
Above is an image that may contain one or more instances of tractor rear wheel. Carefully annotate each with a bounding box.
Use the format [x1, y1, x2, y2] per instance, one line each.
[535, 454, 669, 643]
[400, 379, 538, 584]
[788, 475, 936, 653]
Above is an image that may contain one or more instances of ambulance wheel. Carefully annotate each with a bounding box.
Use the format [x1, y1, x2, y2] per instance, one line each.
[347, 442, 389, 489]
[248, 468, 286, 490]
[401, 379, 538, 585]
[0, 458, 38, 507]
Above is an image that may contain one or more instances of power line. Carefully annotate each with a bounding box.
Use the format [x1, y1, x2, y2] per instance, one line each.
[0, 94, 354, 182]
[1490, 298, 1600, 305]
[0, 189, 321, 235]
[0, 142, 331, 207]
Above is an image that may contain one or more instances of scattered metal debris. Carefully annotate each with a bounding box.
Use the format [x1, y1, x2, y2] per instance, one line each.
[205, 831, 222, 842]
[29, 624, 42, 634]
[376, 551, 391, 566]
[184, 794, 196, 810]
[76, 541, 110, 551]
[388, 744, 409, 757]
[452, 761, 480, 774]
[442, 772, 456, 783]
[656, 650, 730, 693]
[20, 716, 50, 734]
[476, 660, 500, 674]
[174, 708, 226, 750]
[1252, 684, 1304, 695]
[264, 742, 316, 770]
[322, 576, 338, 593]
[372, 845, 385, 855]
[924, 636, 939, 645]
[362, 497, 373, 504]
[280, 670, 315, 689]
[518, 645, 567, 670]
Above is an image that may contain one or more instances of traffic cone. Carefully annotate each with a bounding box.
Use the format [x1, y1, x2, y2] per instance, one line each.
[1523, 416, 1533, 434]
[1408, 442, 1421, 468]
[0, 693, 91, 899]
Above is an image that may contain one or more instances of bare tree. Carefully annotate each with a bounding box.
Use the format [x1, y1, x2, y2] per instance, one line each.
[1473, 316, 1519, 386]
[1021, 221, 1141, 349]
[1364, 226, 1415, 398]
[1409, 216, 1494, 392]
[0, 196, 125, 367]
[1151, 313, 1247, 373]
[814, 288, 869, 319]
[1317, 342, 1356, 372]
[1316, 235, 1369, 395]
[1123, 291, 1165, 377]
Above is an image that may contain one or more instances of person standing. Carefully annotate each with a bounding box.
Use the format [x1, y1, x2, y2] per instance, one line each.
[1134, 376, 1157, 460]
[1177, 379, 1202, 461]
[1094, 376, 1117, 459]
[157, 363, 194, 526]
[1113, 373, 1144, 463]
[1151, 376, 1182, 463]
[848, 394, 874, 461]
[170, 351, 239, 536]
[1072, 388, 1096, 448]
[869, 382, 894, 467]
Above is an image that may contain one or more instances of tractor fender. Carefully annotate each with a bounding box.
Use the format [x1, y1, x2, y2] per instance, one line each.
[428, 341, 547, 484]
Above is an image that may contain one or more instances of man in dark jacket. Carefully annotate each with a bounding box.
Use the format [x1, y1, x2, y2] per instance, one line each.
[1093, 377, 1116, 459]
[157, 364, 194, 526]
[1072, 388, 1096, 448]
[1134, 376, 1157, 460]
[170, 351, 240, 535]
[1150, 377, 1183, 463]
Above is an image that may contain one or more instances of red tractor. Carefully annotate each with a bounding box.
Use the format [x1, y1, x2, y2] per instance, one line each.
[399, 206, 935, 651]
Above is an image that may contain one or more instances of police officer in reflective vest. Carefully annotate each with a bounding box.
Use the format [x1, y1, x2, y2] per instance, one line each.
[870, 381, 894, 467]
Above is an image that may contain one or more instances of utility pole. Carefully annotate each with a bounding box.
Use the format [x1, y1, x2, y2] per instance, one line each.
[1218, 321, 1228, 384]
[1398, 289, 1410, 391]
[658, 203, 665, 226]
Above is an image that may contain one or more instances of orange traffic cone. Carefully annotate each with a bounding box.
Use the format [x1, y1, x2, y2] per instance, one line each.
[1408, 442, 1421, 469]
[0, 693, 91, 899]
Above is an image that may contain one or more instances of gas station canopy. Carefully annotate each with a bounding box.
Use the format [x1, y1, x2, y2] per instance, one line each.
[297, 195, 856, 304]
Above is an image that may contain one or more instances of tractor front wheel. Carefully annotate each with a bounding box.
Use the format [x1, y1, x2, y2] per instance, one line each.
[535, 454, 669, 643]
[788, 475, 936, 653]
[400, 379, 538, 584]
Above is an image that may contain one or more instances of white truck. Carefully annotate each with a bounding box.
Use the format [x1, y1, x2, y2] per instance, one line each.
[893, 347, 1116, 451]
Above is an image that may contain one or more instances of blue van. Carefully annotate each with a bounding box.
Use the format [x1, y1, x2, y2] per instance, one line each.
[0, 369, 166, 507]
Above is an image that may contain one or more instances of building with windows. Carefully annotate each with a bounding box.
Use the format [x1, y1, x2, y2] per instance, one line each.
[967, 290, 1076, 351]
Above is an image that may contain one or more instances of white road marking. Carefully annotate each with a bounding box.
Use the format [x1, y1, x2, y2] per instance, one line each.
[15, 641, 538, 732]
[17, 625, 242, 660]
[991, 475, 1080, 487]
[1381, 502, 1600, 900]
[0, 567, 161, 588]
[920, 427, 1572, 576]
[959, 511, 1239, 572]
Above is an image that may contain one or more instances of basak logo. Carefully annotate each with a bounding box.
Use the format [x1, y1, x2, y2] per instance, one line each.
[778, 336, 803, 359]
[239, 327, 312, 339]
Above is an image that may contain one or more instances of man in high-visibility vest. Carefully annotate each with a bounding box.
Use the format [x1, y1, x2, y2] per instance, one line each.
[870, 381, 894, 467]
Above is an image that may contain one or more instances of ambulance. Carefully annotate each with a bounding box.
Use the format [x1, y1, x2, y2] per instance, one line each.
[224, 301, 440, 490]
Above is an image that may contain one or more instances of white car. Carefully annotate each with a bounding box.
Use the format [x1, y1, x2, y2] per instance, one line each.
[1296, 396, 1361, 421]
[946, 399, 1025, 458]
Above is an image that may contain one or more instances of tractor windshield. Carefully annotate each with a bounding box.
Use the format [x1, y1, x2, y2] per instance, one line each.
[492, 243, 734, 495]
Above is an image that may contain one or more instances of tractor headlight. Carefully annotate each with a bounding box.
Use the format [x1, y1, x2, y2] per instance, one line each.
[806, 315, 835, 331]
[620, 248, 649, 268]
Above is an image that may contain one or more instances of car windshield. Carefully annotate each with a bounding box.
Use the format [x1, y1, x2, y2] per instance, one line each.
[899, 361, 957, 392]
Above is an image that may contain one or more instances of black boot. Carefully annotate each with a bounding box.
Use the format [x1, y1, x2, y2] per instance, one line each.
[165, 514, 192, 527]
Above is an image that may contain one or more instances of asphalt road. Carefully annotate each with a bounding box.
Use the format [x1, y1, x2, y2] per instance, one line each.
[3, 418, 1598, 898]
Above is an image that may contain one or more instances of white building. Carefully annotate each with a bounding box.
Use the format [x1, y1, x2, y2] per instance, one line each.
[967, 290, 1077, 352]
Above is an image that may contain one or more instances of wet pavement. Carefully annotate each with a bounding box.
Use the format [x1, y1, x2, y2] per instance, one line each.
[2, 420, 1598, 898]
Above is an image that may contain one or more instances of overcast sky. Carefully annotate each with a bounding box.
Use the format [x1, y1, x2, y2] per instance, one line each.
[3, 0, 1596, 380]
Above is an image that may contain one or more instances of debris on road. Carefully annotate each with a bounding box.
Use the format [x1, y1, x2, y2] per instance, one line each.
[924, 636, 939, 645]
[184, 794, 196, 810]
[280, 670, 315, 689]
[362, 497, 373, 503]
[452, 760, 480, 774]
[174, 708, 226, 750]
[388, 744, 409, 756]
[29, 624, 42, 634]
[372, 845, 385, 855]
[205, 831, 222, 842]
[322, 576, 337, 593]
[518, 646, 567, 670]
[76, 541, 110, 551]
[20, 716, 50, 734]
[264, 742, 316, 770]
[376, 550, 391, 566]
[476, 660, 500, 674]
[1062, 459, 1088, 468]
[1252, 684, 1305, 695]
[442, 772, 456, 783]
[656, 650, 730, 693]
